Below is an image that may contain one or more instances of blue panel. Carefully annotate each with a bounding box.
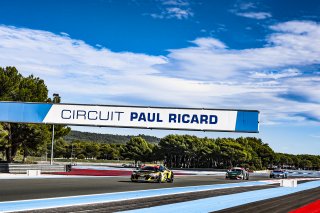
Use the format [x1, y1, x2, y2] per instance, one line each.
[22, 103, 53, 122]
[0, 102, 52, 123]
[0, 103, 9, 121]
[235, 111, 259, 133]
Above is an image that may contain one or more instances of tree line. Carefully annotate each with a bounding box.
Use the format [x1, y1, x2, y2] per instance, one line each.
[51, 135, 320, 170]
[64, 130, 160, 144]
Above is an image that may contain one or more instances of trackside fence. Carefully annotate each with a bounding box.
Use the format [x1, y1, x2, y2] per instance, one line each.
[0, 163, 66, 173]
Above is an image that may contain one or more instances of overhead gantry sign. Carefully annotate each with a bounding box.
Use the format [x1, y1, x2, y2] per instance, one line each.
[0, 102, 259, 133]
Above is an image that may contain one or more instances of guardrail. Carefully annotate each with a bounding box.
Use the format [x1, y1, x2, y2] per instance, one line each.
[0, 163, 66, 174]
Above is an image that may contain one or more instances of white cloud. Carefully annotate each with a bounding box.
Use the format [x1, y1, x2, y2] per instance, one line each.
[236, 12, 272, 20]
[231, 2, 271, 20]
[163, 21, 320, 81]
[251, 68, 302, 79]
[151, 7, 193, 20]
[166, 7, 193, 19]
[149, 0, 193, 20]
[162, 0, 189, 6]
[60, 32, 70, 37]
[0, 21, 320, 126]
[0, 25, 167, 103]
[160, 21, 320, 124]
[191, 37, 227, 49]
[238, 2, 256, 10]
[270, 20, 319, 34]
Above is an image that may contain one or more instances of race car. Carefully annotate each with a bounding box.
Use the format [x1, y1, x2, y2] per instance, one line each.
[225, 167, 249, 180]
[131, 164, 174, 183]
[270, 169, 288, 178]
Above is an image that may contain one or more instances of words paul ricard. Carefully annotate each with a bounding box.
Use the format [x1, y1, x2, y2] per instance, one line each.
[61, 109, 218, 125]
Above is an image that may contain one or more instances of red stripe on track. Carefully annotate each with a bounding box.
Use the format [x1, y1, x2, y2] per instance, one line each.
[290, 200, 320, 213]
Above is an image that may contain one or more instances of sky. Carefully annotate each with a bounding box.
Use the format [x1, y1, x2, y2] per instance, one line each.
[0, 0, 319, 155]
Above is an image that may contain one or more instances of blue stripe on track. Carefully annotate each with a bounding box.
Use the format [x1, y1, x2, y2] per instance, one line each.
[121, 180, 320, 213]
[0, 181, 269, 212]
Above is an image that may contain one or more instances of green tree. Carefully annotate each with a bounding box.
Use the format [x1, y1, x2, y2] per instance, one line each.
[300, 159, 313, 170]
[0, 67, 21, 101]
[54, 138, 68, 158]
[0, 66, 70, 162]
[84, 142, 100, 159]
[216, 138, 248, 168]
[99, 144, 110, 159]
[206, 138, 221, 168]
[311, 158, 320, 170]
[0, 124, 9, 160]
[99, 144, 118, 160]
[158, 134, 187, 168]
[256, 144, 275, 169]
[70, 140, 86, 159]
[12, 124, 51, 162]
[122, 136, 153, 166]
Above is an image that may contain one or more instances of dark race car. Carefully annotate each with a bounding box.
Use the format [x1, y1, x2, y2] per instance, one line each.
[131, 164, 174, 183]
[270, 169, 288, 178]
[226, 167, 249, 180]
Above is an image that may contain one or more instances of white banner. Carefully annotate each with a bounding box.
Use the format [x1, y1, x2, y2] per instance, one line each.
[42, 104, 259, 132]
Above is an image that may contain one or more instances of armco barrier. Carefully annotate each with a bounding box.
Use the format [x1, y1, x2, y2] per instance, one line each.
[0, 163, 65, 173]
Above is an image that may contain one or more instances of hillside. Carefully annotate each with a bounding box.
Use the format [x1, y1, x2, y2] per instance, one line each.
[64, 130, 160, 144]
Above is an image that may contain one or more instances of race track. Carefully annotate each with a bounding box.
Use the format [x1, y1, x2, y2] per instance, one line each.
[0, 175, 270, 202]
[1, 174, 319, 212]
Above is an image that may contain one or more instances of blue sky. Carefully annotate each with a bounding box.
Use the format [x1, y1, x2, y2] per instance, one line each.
[0, 0, 319, 154]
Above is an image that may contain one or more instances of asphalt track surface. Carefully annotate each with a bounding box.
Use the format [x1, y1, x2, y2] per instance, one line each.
[16, 183, 320, 213]
[215, 186, 320, 213]
[0, 175, 270, 202]
[1, 175, 319, 213]
[18, 184, 279, 213]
